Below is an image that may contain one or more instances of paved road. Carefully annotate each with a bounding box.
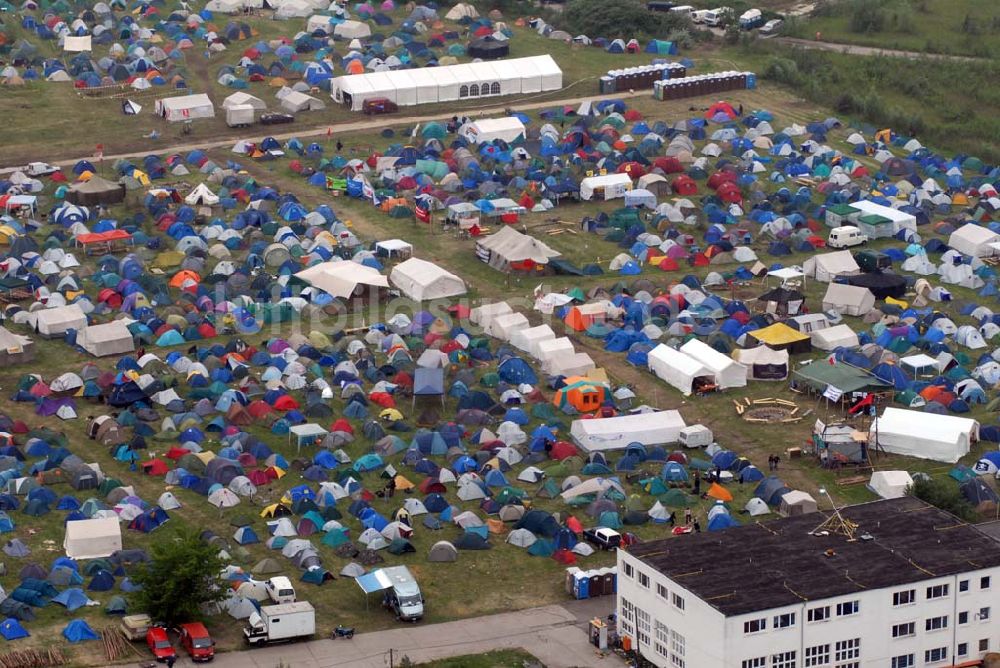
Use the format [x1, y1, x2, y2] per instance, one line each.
[0, 88, 641, 173]
[772, 37, 981, 62]
[145, 598, 621, 668]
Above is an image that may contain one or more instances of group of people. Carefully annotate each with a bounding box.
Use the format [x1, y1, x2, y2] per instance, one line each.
[767, 454, 782, 471]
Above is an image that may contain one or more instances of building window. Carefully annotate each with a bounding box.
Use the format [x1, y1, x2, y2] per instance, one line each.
[981, 639, 991, 652]
[773, 613, 796, 629]
[836, 601, 859, 617]
[469, 84, 479, 97]
[771, 650, 796, 668]
[959, 611, 969, 624]
[635, 607, 651, 648]
[960, 579, 970, 592]
[670, 629, 685, 668]
[925, 615, 948, 632]
[835, 638, 860, 663]
[656, 583, 668, 601]
[655, 621, 669, 659]
[459, 85, 468, 98]
[958, 643, 968, 657]
[671, 593, 685, 611]
[806, 606, 830, 623]
[804, 644, 829, 667]
[926, 584, 949, 599]
[743, 618, 766, 635]
[741, 659, 766, 668]
[490, 82, 500, 95]
[620, 598, 634, 637]
[891, 622, 915, 638]
[892, 590, 915, 606]
[982, 576, 992, 590]
[924, 647, 947, 664]
[478, 82, 488, 96]
[979, 606, 991, 621]
[891, 655, 914, 668]
[637, 572, 649, 589]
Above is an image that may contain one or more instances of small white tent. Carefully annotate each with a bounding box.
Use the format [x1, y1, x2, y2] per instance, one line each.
[870, 408, 978, 463]
[822, 283, 875, 316]
[389, 257, 467, 301]
[811, 324, 859, 351]
[868, 470, 914, 499]
[78, 321, 135, 357]
[222, 92, 267, 111]
[64, 517, 122, 559]
[731, 346, 788, 380]
[803, 250, 861, 282]
[333, 20, 372, 39]
[185, 183, 220, 206]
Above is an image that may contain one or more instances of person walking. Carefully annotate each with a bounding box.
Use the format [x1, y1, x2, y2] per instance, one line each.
[693, 519, 701, 533]
[165, 655, 176, 668]
[684, 507, 692, 525]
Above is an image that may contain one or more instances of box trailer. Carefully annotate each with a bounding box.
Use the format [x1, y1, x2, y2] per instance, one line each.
[225, 104, 256, 128]
[243, 601, 315, 646]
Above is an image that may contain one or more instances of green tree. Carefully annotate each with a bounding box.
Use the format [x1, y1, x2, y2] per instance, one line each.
[848, 0, 886, 33]
[131, 527, 227, 625]
[909, 477, 977, 522]
[563, 0, 689, 39]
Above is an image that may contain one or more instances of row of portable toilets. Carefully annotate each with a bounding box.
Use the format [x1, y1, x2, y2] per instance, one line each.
[654, 71, 757, 100]
[600, 62, 688, 94]
[566, 566, 618, 600]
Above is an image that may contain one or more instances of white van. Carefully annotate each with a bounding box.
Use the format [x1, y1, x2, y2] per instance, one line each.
[669, 5, 695, 20]
[702, 7, 731, 26]
[828, 225, 869, 249]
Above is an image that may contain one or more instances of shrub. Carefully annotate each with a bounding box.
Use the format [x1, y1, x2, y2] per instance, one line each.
[848, 0, 886, 33]
[909, 477, 977, 522]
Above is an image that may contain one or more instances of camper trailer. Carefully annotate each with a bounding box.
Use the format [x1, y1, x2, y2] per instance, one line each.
[225, 104, 256, 128]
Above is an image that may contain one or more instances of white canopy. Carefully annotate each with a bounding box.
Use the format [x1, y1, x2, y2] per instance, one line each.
[870, 408, 978, 463]
[64, 517, 121, 559]
[295, 261, 388, 298]
[571, 411, 685, 452]
[389, 257, 467, 301]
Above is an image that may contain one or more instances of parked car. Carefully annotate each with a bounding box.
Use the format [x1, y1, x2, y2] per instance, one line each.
[178, 622, 215, 662]
[362, 98, 399, 115]
[146, 626, 177, 662]
[260, 113, 294, 126]
[759, 18, 783, 35]
[854, 249, 891, 272]
[584, 527, 622, 550]
[25, 162, 59, 176]
[265, 576, 296, 604]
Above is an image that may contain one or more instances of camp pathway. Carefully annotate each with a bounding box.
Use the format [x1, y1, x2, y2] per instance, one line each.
[0, 87, 642, 173]
[772, 37, 982, 62]
[154, 598, 621, 668]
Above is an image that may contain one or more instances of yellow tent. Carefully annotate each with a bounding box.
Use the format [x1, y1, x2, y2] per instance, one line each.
[746, 322, 812, 354]
[0, 225, 20, 244]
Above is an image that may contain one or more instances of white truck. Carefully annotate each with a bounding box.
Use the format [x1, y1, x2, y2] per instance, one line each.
[265, 576, 296, 604]
[380, 566, 425, 622]
[243, 601, 315, 646]
[225, 104, 256, 128]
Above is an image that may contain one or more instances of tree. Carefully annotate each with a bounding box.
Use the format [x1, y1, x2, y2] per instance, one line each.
[131, 527, 227, 625]
[563, 0, 689, 40]
[909, 477, 977, 522]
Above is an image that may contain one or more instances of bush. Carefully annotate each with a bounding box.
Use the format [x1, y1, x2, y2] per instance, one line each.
[762, 57, 800, 85]
[562, 0, 690, 39]
[909, 477, 977, 522]
[847, 0, 886, 33]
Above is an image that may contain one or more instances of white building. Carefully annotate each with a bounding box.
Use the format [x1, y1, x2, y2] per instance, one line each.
[616, 497, 1000, 668]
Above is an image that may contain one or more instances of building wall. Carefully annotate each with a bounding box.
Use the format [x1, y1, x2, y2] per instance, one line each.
[618, 548, 1000, 668]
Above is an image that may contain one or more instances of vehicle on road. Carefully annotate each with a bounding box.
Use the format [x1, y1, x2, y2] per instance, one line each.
[178, 622, 215, 662]
[146, 626, 177, 662]
[760, 18, 784, 36]
[25, 162, 59, 176]
[260, 113, 294, 126]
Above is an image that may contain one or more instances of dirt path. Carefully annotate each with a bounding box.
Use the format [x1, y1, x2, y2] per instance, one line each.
[0, 88, 642, 173]
[772, 37, 982, 61]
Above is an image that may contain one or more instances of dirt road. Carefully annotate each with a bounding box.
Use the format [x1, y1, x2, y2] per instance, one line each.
[772, 37, 982, 62]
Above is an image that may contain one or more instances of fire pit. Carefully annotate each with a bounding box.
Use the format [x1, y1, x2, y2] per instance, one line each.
[734, 398, 802, 423]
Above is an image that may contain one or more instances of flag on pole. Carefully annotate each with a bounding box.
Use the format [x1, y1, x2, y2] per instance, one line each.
[415, 202, 430, 224]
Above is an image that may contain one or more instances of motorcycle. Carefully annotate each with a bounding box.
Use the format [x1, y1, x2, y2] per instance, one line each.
[331, 625, 355, 639]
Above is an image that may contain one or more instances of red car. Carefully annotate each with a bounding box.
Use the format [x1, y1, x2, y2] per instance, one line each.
[146, 626, 176, 662]
[178, 622, 215, 662]
[362, 97, 398, 115]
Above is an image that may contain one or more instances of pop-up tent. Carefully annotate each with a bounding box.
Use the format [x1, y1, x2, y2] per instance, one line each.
[77, 321, 135, 357]
[64, 517, 122, 559]
[389, 258, 467, 301]
[870, 408, 978, 463]
[570, 410, 685, 452]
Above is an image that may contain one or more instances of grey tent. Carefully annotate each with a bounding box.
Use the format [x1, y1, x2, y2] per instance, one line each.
[251, 558, 283, 575]
[427, 540, 458, 562]
[65, 176, 126, 206]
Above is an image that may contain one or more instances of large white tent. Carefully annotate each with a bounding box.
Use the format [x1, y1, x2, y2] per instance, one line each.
[948, 224, 1000, 258]
[870, 407, 979, 463]
[330, 55, 562, 111]
[821, 283, 875, 316]
[570, 410, 686, 452]
[679, 339, 747, 390]
[34, 304, 87, 337]
[850, 200, 917, 236]
[459, 117, 526, 144]
[64, 517, 122, 559]
[155, 94, 215, 122]
[222, 92, 267, 111]
[647, 344, 713, 396]
[389, 257, 467, 301]
[802, 250, 861, 282]
[810, 324, 860, 351]
[731, 346, 788, 380]
[475, 226, 560, 271]
[77, 321, 135, 357]
[294, 261, 388, 299]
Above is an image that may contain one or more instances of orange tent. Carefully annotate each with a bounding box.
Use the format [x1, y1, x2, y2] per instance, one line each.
[169, 269, 201, 288]
[706, 482, 733, 502]
[346, 59, 364, 74]
[553, 377, 608, 413]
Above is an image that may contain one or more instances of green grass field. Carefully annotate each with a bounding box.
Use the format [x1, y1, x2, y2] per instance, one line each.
[414, 650, 541, 668]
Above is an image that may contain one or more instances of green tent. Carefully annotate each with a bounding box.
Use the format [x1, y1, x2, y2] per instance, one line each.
[659, 488, 690, 507]
[421, 122, 446, 139]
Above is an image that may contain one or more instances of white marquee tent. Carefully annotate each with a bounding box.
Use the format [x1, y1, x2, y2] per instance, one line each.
[822, 283, 875, 316]
[802, 250, 860, 282]
[647, 344, 713, 396]
[77, 321, 136, 357]
[870, 407, 979, 463]
[34, 304, 87, 337]
[868, 470, 914, 499]
[679, 339, 747, 390]
[579, 173, 632, 201]
[475, 226, 560, 271]
[948, 224, 1000, 258]
[294, 261, 388, 299]
[459, 117, 526, 145]
[155, 94, 215, 122]
[389, 257, 467, 301]
[570, 411, 686, 452]
[330, 55, 562, 111]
